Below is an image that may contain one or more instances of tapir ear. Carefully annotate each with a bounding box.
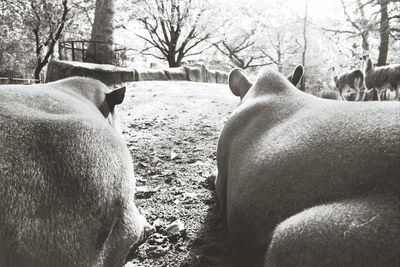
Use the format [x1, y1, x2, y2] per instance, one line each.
[106, 86, 126, 109]
[287, 65, 304, 86]
[229, 68, 252, 99]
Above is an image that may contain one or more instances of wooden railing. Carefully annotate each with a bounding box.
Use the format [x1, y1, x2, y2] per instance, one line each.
[59, 40, 127, 67]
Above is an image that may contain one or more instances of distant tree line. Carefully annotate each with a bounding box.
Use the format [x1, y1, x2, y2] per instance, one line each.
[0, 0, 399, 85]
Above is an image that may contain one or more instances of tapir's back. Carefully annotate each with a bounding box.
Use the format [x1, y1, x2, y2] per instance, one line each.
[229, 89, 400, 202]
[0, 82, 134, 266]
[252, 97, 400, 188]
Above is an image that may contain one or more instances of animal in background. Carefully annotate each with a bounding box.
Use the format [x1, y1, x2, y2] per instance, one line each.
[318, 88, 341, 100]
[328, 66, 364, 101]
[361, 55, 400, 101]
[0, 77, 151, 267]
[216, 66, 400, 266]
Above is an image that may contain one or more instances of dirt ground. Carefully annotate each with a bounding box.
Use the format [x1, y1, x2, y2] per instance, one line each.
[118, 81, 238, 267]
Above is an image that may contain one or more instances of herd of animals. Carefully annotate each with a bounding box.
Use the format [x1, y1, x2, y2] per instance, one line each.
[0, 53, 399, 267]
[324, 54, 400, 102]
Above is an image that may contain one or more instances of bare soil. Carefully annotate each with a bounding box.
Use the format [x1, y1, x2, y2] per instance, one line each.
[119, 81, 238, 267]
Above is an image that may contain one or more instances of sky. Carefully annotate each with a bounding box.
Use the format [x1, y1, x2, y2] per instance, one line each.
[214, 0, 344, 21]
[303, 0, 343, 20]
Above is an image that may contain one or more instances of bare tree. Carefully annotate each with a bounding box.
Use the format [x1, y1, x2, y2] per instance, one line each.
[320, 0, 399, 65]
[260, 31, 301, 72]
[388, 1, 400, 40]
[341, 0, 374, 52]
[131, 0, 213, 67]
[231, 4, 302, 73]
[214, 29, 272, 70]
[318, 0, 375, 55]
[86, 0, 115, 64]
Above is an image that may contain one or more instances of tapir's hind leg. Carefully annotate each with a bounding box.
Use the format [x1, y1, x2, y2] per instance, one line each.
[101, 200, 152, 267]
[264, 194, 400, 267]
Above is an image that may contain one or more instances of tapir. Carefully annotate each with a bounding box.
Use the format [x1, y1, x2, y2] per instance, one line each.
[0, 77, 150, 267]
[216, 66, 400, 266]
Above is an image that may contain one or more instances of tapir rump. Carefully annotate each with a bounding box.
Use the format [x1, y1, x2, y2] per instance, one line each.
[0, 77, 150, 267]
[216, 66, 400, 267]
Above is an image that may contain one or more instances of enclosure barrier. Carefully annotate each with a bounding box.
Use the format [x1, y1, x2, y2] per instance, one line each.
[0, 77, 40, 85]
[59, 40, 127, 67]
[207, 69, 217, 83]
[46, 60, 135, 85]
[137, 69, 168, 81]
[46, 60, 229, 85]
[184, 66, 205, 82]
[163, 67, 188, 81]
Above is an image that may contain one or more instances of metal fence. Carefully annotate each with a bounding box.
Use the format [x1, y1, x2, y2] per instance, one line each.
[0, 76, 40, 85]
[59, 40, 127, 67]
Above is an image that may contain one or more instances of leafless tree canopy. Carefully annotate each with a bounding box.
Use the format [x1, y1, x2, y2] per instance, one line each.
[131, 0, 213, 67]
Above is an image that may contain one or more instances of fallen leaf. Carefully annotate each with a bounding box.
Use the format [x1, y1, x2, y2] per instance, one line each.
[170, 148, 180, 160]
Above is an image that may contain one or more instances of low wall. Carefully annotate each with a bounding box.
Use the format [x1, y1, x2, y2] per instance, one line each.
[46, 60, 229, 85]
[206, 69, 217, 83]
[185, 65, 208, 82]
[164, 67, 188, 81]
[216, 70, 229, 84]
[137, 69, 168, 81]
[46, 60, 135, 85]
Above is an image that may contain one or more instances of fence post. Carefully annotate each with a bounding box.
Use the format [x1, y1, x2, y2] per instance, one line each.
[58, 41, 63, 60]
[123, 47, 126, 66]
[8, 71, 13, 84]
[71, 41, 75, 61]
[94, 42, 97, 61]
[55, 40, 125, 66]
[82, 41, 85, 61]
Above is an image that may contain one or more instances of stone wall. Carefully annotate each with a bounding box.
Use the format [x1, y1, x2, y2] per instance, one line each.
[46, 60, 135, 85]
[163, 67, 188, 81]
[46, 60, 229, 85]
[137, 69, 168, 81]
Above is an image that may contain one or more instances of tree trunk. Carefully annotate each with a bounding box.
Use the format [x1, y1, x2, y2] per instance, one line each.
[173, 56, 182, 67]
[31, 0, 69, 82]
[34, 61, 44, 81]
[86, 0, 115, 64]
[300, 0, 308, 91]
[277, 49, 282, 72]
[170, 62, 180, 67]
[377, 0, 389, 66]
[167, 38, 181, 67]
[167, 53, 179, 67]
[167, 50, 182, 67]
[356, 0, 370, 53]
